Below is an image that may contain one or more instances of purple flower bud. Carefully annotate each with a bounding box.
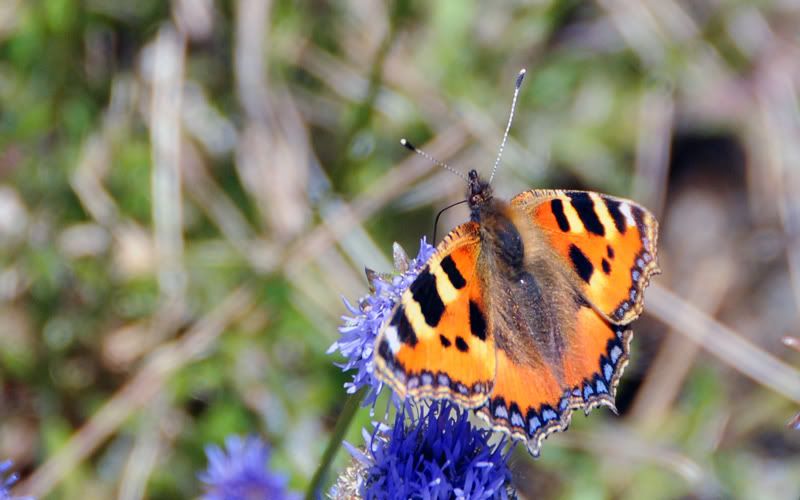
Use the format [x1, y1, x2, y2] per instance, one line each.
[0, 461, 33, 500]
[329, 239, 435, 407]
[199, 436, 299, 500]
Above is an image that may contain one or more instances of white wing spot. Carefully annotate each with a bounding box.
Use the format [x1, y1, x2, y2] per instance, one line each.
[385, 326, 401, 354]
[619, 202, 636, 227]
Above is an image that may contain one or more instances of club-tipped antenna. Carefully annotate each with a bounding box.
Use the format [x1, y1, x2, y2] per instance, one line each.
[489, 68, 526, 184]
[400, 138, 468, 183]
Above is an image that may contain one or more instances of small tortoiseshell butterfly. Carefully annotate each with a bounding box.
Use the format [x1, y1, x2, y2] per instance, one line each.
[374, 70, 660, 456]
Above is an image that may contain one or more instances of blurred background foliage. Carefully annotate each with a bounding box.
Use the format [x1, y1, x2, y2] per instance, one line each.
[0, 0, 799, 498]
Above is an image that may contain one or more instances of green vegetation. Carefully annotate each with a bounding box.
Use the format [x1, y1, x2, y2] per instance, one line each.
[0, 1, 799, 498]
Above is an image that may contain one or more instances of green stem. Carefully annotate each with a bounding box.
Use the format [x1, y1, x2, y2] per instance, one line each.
[305, 388, 366, 500]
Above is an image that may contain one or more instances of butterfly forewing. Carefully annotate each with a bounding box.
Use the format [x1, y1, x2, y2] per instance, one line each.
[374, 222, 496, 408]
[512, 189, 660, 324]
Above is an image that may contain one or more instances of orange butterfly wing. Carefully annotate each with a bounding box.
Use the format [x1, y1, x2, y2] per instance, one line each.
[374, 222, 496, 408]
[474, 190, 658, 455]
[512, 189, 660, 324]
[477, 304, 631, 456]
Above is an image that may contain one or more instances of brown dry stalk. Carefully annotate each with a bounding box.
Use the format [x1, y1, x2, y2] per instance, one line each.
[646, 282, 800, 403]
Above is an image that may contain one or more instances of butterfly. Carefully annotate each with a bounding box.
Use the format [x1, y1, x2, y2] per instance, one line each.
[373, 70, 660, 456]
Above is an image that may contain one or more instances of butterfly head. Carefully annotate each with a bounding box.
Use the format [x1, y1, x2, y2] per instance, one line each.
[468, 169, 493, 217]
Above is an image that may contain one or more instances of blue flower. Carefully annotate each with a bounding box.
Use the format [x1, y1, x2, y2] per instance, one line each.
[329, 239, 435, 407]
[350, 401, 515, 500]
[199, 436, 299, 500]
[0, 460, 32, 500]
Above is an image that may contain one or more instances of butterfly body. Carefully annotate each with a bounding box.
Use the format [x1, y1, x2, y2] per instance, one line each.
[375, 169, 659, 456]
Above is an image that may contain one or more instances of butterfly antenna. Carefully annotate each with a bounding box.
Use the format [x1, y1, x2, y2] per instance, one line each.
[400, 138, 468, 183]
[432, 198, 469, 243]
[489, 68, 526, 184]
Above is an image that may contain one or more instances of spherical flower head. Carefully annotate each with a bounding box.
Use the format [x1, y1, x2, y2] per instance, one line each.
[329, 238, 436, 407]
[199, 436, 299, 500]
[350, 401, 515, 500]
[0, 460, 33, 500]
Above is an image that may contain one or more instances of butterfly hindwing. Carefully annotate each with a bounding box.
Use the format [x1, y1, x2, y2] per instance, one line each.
[477, 302, 632, 456]
[512, 189, 660, 324]
[563, 304, 631, 412]
[374, 222, 496, 408]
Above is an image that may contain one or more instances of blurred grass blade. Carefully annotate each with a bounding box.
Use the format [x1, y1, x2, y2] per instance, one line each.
[647, 282, 800, 403]
[306, 389, 366, 500]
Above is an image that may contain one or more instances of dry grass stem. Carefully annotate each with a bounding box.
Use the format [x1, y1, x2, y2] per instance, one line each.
[117, 396, 169, 500]
[149, 25, 188, 302]
[647, 282, 800, 403]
